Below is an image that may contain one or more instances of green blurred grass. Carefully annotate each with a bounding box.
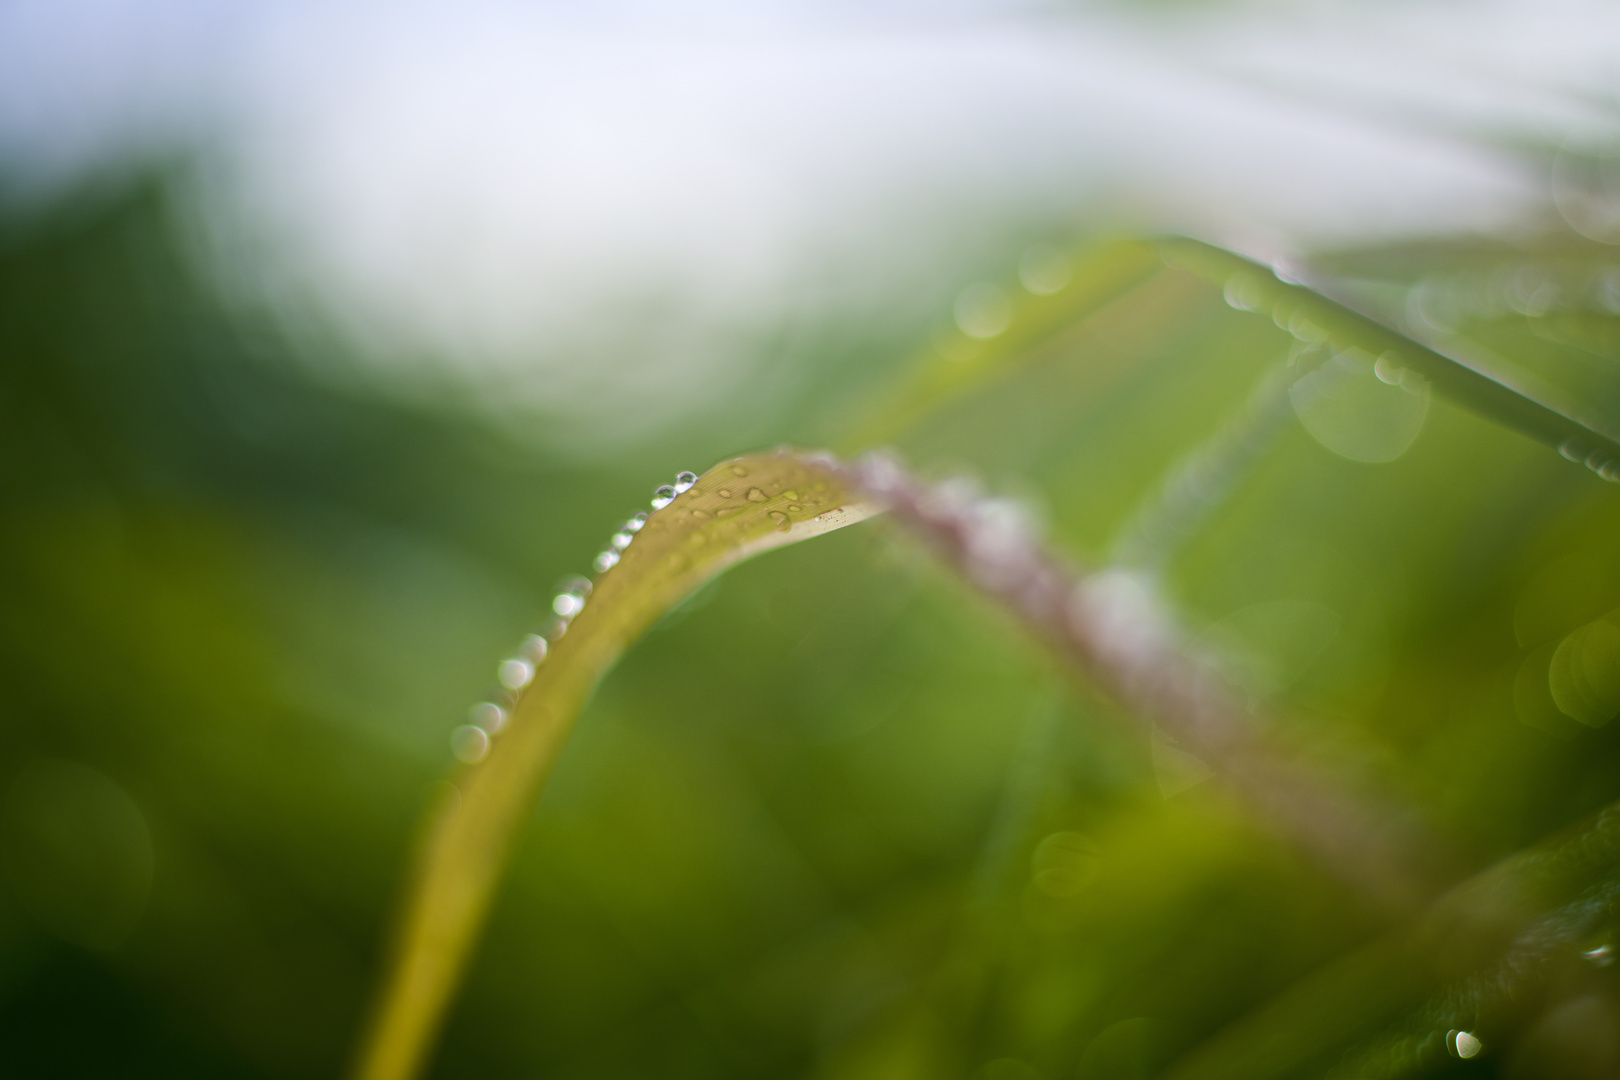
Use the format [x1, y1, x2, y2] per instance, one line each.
[4, 170, 1620, 1079]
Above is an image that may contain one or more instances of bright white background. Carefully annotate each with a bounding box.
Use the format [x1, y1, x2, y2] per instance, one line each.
[2, 0, 1617, 450]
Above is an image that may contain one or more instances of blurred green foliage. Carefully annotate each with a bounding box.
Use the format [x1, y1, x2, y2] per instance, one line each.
[6, 167, 1620, 1080]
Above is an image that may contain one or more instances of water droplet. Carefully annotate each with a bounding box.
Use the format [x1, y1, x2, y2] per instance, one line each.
[1373, 354, 1404, 385]
[717, 489, 733, 499]
[1288, 309, 1329, 343]
[955, 281, 1012, 339]
[1223, 273, 1265, 311]
[451, 725, 490, 764]
[746, 487, 767, 502]
[782, 489, 799, 500]
[787, 504, 802, 513]
[593, 550, 620, 573]
[1447, 1030, 1482, 1059]
[1584, 944, 1614, 966]
[1020, 244, 1071, 296]
[553, 593, 585, 618]
[1549, 619, 1620, 726]
[469, 702, 506, 733]
[1291, 349, 1428, 463]
[519, 635, 547, 663]
[768, 511, 791, 532]
[498, 658, 533, 690]
[673, 470, 698, 493]
[1562, 438, 1589, 462]
[610, 530, 634, 551]
[625, 513, 647, 532]
[715, 507, 740, 518]
[690, 508, 711, 519]
[730, 464, 748, 477]
[651, 485, 676, 510]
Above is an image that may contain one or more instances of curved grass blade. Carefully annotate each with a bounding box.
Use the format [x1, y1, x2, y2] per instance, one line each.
[352, 451, 877, 1080]
[1157, 237, 1620, 475]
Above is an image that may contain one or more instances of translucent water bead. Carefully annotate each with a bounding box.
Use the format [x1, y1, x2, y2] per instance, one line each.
[469, 701, 506, 734]
[611, 513, 648, 551]
[451, 724, 490, 763]
[553, 577, 592, 618]
[651, 485, 677, 510]
[673, 470, 698, 493]
[593, 549, 620, 573]
[498, 658, 533, 690]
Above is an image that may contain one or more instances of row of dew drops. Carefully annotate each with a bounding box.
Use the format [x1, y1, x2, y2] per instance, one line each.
[447, 469, 701, 764]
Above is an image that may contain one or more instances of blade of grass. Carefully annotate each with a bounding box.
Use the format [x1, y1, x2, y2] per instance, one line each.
[844, 452, 1452, 914]
[352, 450, 877, 1080]
[1157, 237, 1620, 474]
[1162, 792, 1620, 1080]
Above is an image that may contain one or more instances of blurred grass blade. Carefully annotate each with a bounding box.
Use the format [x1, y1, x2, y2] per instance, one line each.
[1162, 792, 1620, 1080]
[842, 236, 1163, 450]
[353, 451, 877, 1080]
[1158, 237, 1620, 471]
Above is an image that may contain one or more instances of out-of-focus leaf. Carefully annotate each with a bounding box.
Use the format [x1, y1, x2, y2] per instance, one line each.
[1158, 238, 1620, 473]
[353, 451, 877, 1080]
[844, 237, 1164, 449]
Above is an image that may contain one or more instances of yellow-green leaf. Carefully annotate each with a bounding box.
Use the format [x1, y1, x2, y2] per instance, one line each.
[352, 450, 877, 1080]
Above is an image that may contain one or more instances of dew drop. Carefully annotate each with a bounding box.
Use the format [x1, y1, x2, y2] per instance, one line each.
[651, 485, 677, 510]
[593, 550, 620, 573]
[553, 592, 585, 618]
[782, 490, 799, 500]
[690, 508, 711, 520]
[731, 464, 748, 476]
[1223, 274, 1264, 311]
[673, 470, 698, 493]
[787, 504, 802, 513]
[498, 658, 534, 690]
[1373, 354, 1404, 385]
[625, 513, 647, 532]
[469, 702, 506, 733]
[1020, 244, 1072, 295]
[955, 281, 1012, 339]
[519, 635, 548, 664]
[715, 507, 740, 518]
[768, 511, 791, 532]
[746, 487, 768, 502]
[1448, 1031, 1481, 1060]
[610, 530, 634, 551]
[451, 725, 490, 764]
[717, 489, 733, 499]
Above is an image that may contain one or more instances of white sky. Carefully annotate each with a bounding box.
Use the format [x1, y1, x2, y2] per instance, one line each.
[3, 0, 1618, 451]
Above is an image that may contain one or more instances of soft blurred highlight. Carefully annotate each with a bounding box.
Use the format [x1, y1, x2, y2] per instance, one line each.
[7, 1, 1620, 1078]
